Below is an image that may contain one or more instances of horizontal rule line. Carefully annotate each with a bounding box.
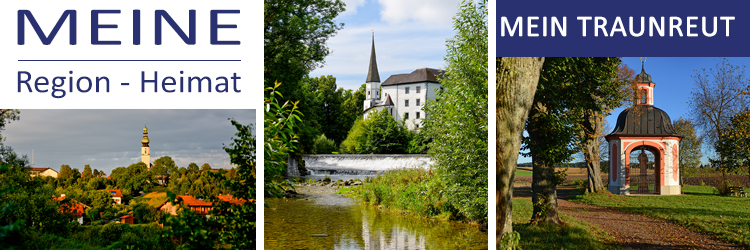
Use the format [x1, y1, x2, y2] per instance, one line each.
[18, 59, 241, 62]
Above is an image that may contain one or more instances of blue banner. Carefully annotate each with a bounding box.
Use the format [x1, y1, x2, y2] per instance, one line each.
[497, 0, 750, 56]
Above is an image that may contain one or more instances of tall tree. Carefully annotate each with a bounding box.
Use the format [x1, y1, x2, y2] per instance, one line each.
[673, 117, 703, 185]
[200, 163, 212, 172]
[264, 0, 345, 100]
[187, 163, 199, 173]
[688, 58, 750, 148]
[82, 164, 93, 179]
[423, 0, 488, 224]
[497, 57, 544, 245]
[58, 164, 74, 179]
[525, 57, 625, 224]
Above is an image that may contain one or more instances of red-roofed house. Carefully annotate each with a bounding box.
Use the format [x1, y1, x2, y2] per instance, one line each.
[106, 189, 123, 205]
[54, 195, 90, 225]
[119, 215, 135, 224]
[157, 195, 253, 216]
[29, 168, 58, 178]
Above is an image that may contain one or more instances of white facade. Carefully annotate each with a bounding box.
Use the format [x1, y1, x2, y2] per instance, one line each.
[379, 82, 442, 130]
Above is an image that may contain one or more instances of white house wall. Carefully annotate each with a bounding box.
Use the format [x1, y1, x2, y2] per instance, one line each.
[381, 82, 441, 130]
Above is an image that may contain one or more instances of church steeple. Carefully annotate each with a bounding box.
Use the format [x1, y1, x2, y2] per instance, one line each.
[141, 122, 151, 168]
[365, 32, 380, 83]
[636, 58, 655, 106]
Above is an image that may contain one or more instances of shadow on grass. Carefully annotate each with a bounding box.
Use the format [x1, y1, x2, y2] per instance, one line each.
[514, 222, 616, 250]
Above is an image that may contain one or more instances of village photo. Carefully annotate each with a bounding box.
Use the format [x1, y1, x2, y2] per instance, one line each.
[264, 0, 488, 249]
[0, 109, 257, 249]
[498, 57, 750, 249]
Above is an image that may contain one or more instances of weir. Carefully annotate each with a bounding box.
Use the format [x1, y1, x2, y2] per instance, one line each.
[291, 154, 433, 177]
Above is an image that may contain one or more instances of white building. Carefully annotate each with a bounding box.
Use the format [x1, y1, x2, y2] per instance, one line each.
[362, 34, 443, 130]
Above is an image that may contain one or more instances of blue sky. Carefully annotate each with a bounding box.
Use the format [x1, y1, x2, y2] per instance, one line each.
[517, 57, 750, 164]
[308, 0, 463, 91]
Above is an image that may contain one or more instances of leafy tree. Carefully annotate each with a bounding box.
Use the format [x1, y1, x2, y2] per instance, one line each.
[187, 163, 199, 173]
[523, 57, 624, 225]
[497, 57, 544, 243]
[264, 82, 301, 197]
[58, 164, 74, 179]
[0, 110, 20, 142]
[688, 58, 750, 148]
[712, 110, 750, 177]
[154, 156, 178, 174]
[264, 0, 345, 100]
[422, 0, 487, 223]
[161, 206, 218, 250]
[82, 165, 93, 179]
[340, 118, 369, 154]
[364, 109, 409, 154]
[312, 134, 337, 154]
[673, 117, 703, 185]
[200, 163, 211, 172]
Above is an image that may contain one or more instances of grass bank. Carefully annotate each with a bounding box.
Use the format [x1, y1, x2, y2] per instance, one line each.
[24, 223, 172, 250]
[340, 168, 467, 222]
[511, 197, 620, 250]
[571, 185, 750, 247]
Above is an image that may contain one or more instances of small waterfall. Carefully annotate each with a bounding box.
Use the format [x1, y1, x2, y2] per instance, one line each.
[287, 157, 301, 178]
[303, 154, 432, 176]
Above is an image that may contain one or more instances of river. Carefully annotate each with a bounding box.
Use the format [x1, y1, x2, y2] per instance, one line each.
[264, 186, 488, 250]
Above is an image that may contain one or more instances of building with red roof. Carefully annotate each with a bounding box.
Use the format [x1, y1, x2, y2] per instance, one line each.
[28, 167, 58, 178]
[54, 195, 90, 225]
[106, 189, 124, 205]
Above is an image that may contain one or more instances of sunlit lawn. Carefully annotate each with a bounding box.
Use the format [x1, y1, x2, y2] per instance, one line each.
[512, 197, 621, 250]
[134, 191, 168, 207]
[572, 185, 750, 247]
[516, 170, 533, 177]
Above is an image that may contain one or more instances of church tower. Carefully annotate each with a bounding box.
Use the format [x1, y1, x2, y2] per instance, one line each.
[141, 122, 151, 169]
[363, 33, 381, 110]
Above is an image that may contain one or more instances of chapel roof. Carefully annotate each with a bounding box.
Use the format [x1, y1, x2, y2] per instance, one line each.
[365, 33, 380, 83]
[608, 103, 679, 137]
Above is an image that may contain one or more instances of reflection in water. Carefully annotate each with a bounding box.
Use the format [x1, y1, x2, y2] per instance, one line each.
[265, 191, 487, 250]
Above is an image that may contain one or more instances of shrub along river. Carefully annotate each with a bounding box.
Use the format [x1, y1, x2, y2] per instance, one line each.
[264, 185, 488, 249]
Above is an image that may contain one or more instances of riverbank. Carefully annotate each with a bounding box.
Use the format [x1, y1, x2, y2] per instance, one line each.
[338, 168, 486, 226]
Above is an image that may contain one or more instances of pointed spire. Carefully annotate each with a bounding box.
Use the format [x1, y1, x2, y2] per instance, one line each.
[637, 58, 652, 83]
[366, 32, 380, 83]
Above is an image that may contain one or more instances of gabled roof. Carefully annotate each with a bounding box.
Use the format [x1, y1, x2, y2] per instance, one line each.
[106, 189, 123, 198]
[179, 195, 213, 207]
[365, 34, 380, 83]
[218, 195, 253, 205]
[30, 167, 57, 172]
[382, 95, 394, 106]
[381, 68, 443, 86]
[54, 197, 90, 217]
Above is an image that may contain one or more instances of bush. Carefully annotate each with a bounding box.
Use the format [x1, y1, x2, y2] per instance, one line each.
[312, 134, 337, 154]
[713, 179, 737, 196]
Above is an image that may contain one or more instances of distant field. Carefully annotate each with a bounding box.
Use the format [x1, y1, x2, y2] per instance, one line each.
[516, 170, 532, 177]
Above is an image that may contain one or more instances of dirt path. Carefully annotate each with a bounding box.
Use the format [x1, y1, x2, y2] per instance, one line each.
[555, 186, 744, 249]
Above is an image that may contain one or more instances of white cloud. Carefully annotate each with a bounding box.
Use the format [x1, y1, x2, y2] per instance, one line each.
[340, 0, 367, 16]
[378, 0, 461, 28]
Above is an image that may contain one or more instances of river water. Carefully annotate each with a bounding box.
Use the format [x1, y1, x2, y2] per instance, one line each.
[264, 186, 488, 250]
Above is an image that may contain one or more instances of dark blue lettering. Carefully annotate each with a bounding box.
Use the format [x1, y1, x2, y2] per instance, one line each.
[91, 10, 121, 45]
[18, 10, 76, 45]
[210, 10, 240, 45]
[155, 10, 196, 45]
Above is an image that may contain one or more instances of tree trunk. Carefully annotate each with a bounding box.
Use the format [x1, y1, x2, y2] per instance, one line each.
[581, 111, 605, 193]
[528, 101, 562, 225]
[497, 57, 544, 246]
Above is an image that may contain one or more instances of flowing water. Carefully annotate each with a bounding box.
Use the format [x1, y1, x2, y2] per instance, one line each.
[298, 154, 434, 181]
[264, 186, 488, 250]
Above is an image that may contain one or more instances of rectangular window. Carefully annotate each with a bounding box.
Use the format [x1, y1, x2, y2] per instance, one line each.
[416, 112, 421, 119]
[417, 86, 421, 93]
[405, 112, 409, 119]
[405, 87, 410, 94]
[405, 99, 409, 107]
[416, 99, 421, 106]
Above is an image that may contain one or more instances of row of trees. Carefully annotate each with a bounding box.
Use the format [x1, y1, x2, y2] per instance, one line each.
[339, 109, 428, 154]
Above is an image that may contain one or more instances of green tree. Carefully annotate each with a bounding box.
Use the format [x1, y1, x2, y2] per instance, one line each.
[340, 117, 369, 154]
[312, 134, 337, 154]
[0, 110, 20, 143]
[264, 82, 301, 197]
[82, 164, 93, 179]
[422, 0, 488, 223]
[200, 163, 211, 172]
[58, 164, 74, 179]
[673, 117, 703, 185]
[187, 163, 199, 173]
[364, 109, 409, 154]
[264, 0, 345, 100]
[154, 156, 178, 174]
[712, 110, 750, 176]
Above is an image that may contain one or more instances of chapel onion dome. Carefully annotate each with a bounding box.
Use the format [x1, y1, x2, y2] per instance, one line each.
[636, 63, 651, 83]
[609, 105, 679, 136]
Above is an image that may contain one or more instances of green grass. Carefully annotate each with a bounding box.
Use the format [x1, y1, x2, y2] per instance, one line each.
[571, 185, 750, 247]
[511, 197, 621, 250]
[133, 192, 167, 208]
[516, 170, 533, 177]
[343, 168, 462, 221]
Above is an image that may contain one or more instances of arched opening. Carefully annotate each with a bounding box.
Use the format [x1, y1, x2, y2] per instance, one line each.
[640, 89, 647, 104]
[627, 145, 661, 194]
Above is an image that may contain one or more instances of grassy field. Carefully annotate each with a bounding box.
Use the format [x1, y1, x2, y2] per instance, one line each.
[572, 185, 750, 247]
[511, 197, 620, 250]
[133, 192, 168, 207]
[516, 170, 533, 177]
